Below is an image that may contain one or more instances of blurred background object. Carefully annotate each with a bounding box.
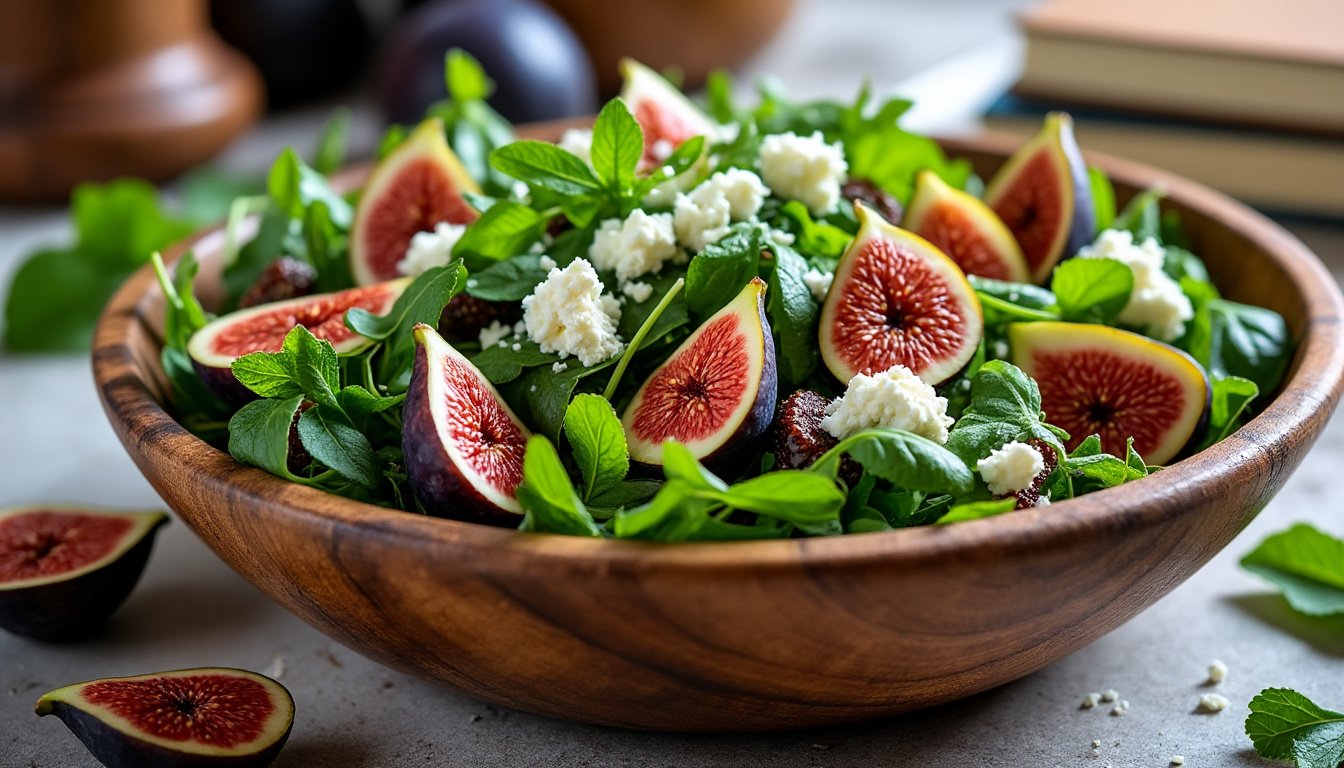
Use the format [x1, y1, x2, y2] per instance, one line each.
[0, 0, 263, 203]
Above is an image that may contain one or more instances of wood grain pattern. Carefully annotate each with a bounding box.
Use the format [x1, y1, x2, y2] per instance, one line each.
[91, 128, 1344, 732]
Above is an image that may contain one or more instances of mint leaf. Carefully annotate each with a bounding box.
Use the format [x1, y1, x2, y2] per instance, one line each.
[228, 395, 305, 480]
[232, 352, 301, 398]
[945, 360, 1064, 466]
[445, 47, 492, 102]
[1241, 524, 1344, 616]
[291, 327, 341, 409]
[563, 394, 629, 501]
[766, 241, 819, 384]
[490, 141, 603, 197]
[297, 405, 378, 488]
[685, 222, 763, 318]
[1051, 257, 1133, 324]
[452, 201, 546, 270]
[1246, 688, 1344, 766]
[517, 436, 603, 537]
[813, 429, 973, 495]
[774, 201, 852, 259]
[590, 98, 643, 194]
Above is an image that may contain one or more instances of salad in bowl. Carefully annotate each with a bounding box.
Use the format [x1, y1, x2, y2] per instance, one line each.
[156, 52, 1290, 542]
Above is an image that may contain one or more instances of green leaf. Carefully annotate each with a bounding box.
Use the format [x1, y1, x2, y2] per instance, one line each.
[1114, 187, 1164, 243]
[1246, 687, 1344, 766]
[445, 48, 492, 102]
[364, 263, 466, 385]
[266, 147, 352, 228]
[844, 127, 972, 205]
[937, 498, 1017, 525]
[945, 360, 1063, 467]
[813, 429, 974, 495]
[970, 276, 1061, 326]
[1199, 299, 1290, 395]
[467, 254, 551, 302]
[72, 179, 196, 268]
[766, 242, 819, 384]
[311, 107, 352, 175]
[505, 358, 617, 442]
[290, 326, 341, 409]
[1087, 167, 1115, 235]
[588, 479, 662, 511]
[685, 222, 763, 318]
[452, 202, 546, 270]
[563, 394, 629, 501]
[1051, 257, 1133, 324]
[774, 201, 853, 259]
[1200, 375, 1259, 448]
[704, 69, 736, 123]
[717, 471, 845, 529]
[660, 441, 729, 492]
[231, 352, 301, 398]
[1241, 524, 1344, 616]
[516, 436, 603, 537]
[590, 98, 643, 194]
[490, 141, 604, 197]
[337, 386, 404, 424]
[222, 204, 288, 308]
[297, 405, 379, 488]
[471, 340, 562, 384]
[228, 395, 305, 479]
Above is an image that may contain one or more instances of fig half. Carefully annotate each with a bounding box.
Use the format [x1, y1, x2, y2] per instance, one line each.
[187, 278, 410, 404]
[1009, 322, 1210, 465]
[623, 277, 777, 474]
[619, 58, 716, 169]
[0, 506, 166, 640]
[36, 668, 293, 768]
[903, 170, 1030, 282]
[350, 117, 480, 285]
[403, 323, 531, 522]
[819, 202, 983, 386]
[984, 112, 1095, 283]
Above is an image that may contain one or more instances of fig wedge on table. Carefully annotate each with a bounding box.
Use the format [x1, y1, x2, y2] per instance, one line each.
[819, 201, 983, 386]
[0, 506, 166, 641]
[36, 668, 293, 768]
[623, 277, 777, 475]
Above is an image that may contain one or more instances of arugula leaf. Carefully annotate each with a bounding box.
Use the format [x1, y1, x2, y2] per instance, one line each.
[311, 107, 352, 176]
[590, 98, 643, 195]
[774, 201, 853, 259]
[1087, 167, 1115, 235]
[466, 254, 551, 301]
[149, 252, 230, 437]
[685, 222, 763, 318]
[937, 498, 1017, 525]
[222, 205, 288, 309]
[1246, 688, 1344, 767]
[1200, 375, 1259, 448]
[766, 241, 819, 384]
[301, 201, 353, 292]
[297, 405, 379, 488]
[1114, 187, 1164, 243]
[1051, 257, 1133, 324]
[451, 201, 547, 270]
[813, 429, 974, 495]
[516, 436, 603, 537]
[563, 394, 629, 501]
[1241, 524, 1344, 616]
[490, 141, 604, 197]
[267, 147, 352, 228]
[845, 126, 972, 205]
[228, 395, 305, 480]
[1162, 245, 1210, 284]
[945, 360, 1064, 467]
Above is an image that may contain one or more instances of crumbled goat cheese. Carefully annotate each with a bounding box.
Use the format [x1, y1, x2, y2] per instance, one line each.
[1197, 693, 1229, 713]
[1082, 693, 1101, 709]
[621, 281, 654, 303]
[599, 293, 621, 321]
[1100, 689, 1120, 703]
[643, 168, 701, 207]
[1077, 229, 1194, 341]
[770, 228, 796, 245]
[978, 441, 1046, 495]
[820, 365, 954, 444]
[552, 361, 568, 373]
[1171, 757, 1185, 766]
[673, 169, 769, 252]
[1110, 700, 1129, 716]
[528, 240, 546, 254]
[1092, 740, 1102, 749]
[758, 131, 848, 214]
[539, 255, 557, 271]
[511, 342, 521, 351]
[1207, 660, 1227, 684]
[478, 320, 511, 349]
[397, 222, 466, 276]
[588, 209, 679, 281]
[521, 258, 624, 366]
[557, 128, 593, 166]
[802, 268, 834, 302]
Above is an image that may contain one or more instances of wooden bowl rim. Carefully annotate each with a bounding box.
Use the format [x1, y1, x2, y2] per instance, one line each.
[92, 131, 1344, 573]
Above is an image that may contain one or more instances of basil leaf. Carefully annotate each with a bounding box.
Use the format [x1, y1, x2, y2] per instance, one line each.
[1241, 524, 1344, 616]
[228, 395, 305, 479]
[490, 141, 603, 197]
[517, 436, 603, 537]
[368, 263, 467, 386]
[813, 429, 973, 495]
[937, 498, 1017, 525]
[1051, 257, 1133, 324]
[297, 405, 379, 488]
[717, 471, 845, 528]
[661, 441, 729, 492]
[563, 394, 629, 501]
[685, 222, 763, 318]
[452, 201, 546, 270]
[467, 254, 550, 302]
[590, 98, 643, 194]
[471, 340, 561, 384]
[766, 242, 819, 384]
[1200, 299, 1290, 394]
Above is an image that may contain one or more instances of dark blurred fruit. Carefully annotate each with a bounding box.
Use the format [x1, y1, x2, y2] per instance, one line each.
[238, 257, 318, 308]
[210, 0, 373, 108]
[438, 294, 521, 342]
[841, 178, 903, 226]
[378, 0, 597, 125]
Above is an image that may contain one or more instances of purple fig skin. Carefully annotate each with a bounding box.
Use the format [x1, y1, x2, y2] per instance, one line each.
[402, 337, 522, 525]
[699, 296, 778, 480]
[191, 361, 257, 408]
[1058, 117, 1097, 259]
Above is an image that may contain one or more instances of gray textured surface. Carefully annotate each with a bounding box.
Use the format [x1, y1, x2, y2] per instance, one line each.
[3, 1, 1344, 765]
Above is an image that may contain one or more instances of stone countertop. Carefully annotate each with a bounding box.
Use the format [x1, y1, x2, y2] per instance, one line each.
[3, 2, 1343, 765]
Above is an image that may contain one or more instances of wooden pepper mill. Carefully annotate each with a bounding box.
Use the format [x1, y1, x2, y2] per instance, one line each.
[0, 0, 263, 202]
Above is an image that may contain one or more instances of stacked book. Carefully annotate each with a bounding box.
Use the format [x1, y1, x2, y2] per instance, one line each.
[985, 0, 1344, 219]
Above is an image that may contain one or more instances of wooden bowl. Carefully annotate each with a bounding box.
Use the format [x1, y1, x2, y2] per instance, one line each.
[93, 130, 1344, 732]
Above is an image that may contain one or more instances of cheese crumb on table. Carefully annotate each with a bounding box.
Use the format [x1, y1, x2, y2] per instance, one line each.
[1076, 229, 1194, 342]
[1197, 693, 1229, 713]
[521, 258, 624, 366]
[1171, 757, 1185, 766]
[1207, 659, 1228, 684]
[1100, 689, 1119, 703]
[1109, 700, 1129, 716]
[1081, 693, 1101, 709]
[977, 441, 1045, 495]
[397, 222, 467, 276]
[1091, 740, 1101, 748]
[820, 365, 954, 444]
[758, 131, 848, 214]
[588, 210, 679, 281]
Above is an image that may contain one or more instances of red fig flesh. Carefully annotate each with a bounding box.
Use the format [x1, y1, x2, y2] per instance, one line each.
[819, 202, 983, 386]
[1009, 322, 1209, 465]
[0, 506, 166, 640]
[623, 277, 777, 473]
[350, 118, 480, 285]
[403, 323, 530, 521]
[36, 668, 293, 768]
[619, 58, 715, 169]
[903, 170, 1029, 282]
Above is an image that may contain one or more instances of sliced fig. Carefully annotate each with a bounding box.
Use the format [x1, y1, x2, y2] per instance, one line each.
[36, 668, 293, 768]
[619, 58, 716, 169]
[1009, 322, 1209, 465]
[904, 170, 1030, 282]
[403, 323, 530, 522]
[623, 278, 777, 474]
[984, 112, 1095, 283]
[350, 117, 480, 285]
[187, 278, 410, 404]
[819, 202, 983, 386]
[237, 257, 318, 309]
[0, 506, 166, 640]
